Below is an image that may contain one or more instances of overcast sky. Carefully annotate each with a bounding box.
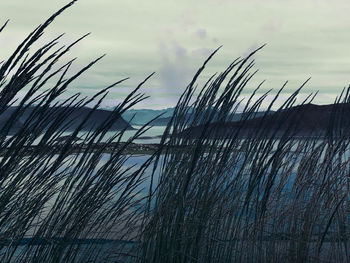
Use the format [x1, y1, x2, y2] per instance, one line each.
[1, 0, 350, 109]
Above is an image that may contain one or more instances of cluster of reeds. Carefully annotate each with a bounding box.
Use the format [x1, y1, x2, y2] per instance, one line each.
[0, 1, 156, 262]
[140, 47, 350, 262]
[1, 1, 350, 262]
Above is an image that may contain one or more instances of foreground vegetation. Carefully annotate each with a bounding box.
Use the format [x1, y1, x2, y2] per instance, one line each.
[1, 2, 350, 262]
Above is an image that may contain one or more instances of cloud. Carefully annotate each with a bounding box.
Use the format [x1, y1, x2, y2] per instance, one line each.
[132, 96, 179, 109]
[173, 42, 187, 58]
[260, 20, 282, 34]
[178, 8, 197, 32]
[212, 37, 219, 44]
[194, 28, 207, 39]
[157, 40, 193, 92]
[192, 47, 215, 57]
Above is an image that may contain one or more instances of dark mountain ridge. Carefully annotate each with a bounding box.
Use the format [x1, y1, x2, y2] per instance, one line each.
[0, 106, 134, 135]
[180, 103, 350, 139]
[123, 107, 271, 126]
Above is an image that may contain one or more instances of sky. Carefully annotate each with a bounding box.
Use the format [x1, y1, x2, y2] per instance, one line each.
[0, 0, 350, 109]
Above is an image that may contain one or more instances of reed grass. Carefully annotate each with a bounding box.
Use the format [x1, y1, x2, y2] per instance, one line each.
[140, 47, 350, 262]
[1, 1, 350, 262]
[0, 1, 155, 262]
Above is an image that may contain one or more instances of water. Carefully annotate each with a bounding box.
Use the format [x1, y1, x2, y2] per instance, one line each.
[21, 125, 168, 146]
[120, 125, 167, 144]
[3, 134, 349, 260]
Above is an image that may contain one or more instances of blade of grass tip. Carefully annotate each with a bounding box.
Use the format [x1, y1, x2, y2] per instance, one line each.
[0, 19, 9, 33]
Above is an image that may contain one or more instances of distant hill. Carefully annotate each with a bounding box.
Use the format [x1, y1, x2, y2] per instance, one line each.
[122, 108, 175, 126]
[151, 116, 173, 126]
[179, 103, 350, 139]
[0, 106, 133, 135]
[123, 107, 270, 126]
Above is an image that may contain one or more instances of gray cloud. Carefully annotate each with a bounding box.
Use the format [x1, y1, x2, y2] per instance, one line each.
[260, 20, 282, 34]
[212, 37, 219, 44]
[158, 41, 193, 92]
[173, 41, 187, 58]
[194, 28, 207, 39]
[192, 47, 215, 57]
[178, 8, 197, 32]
